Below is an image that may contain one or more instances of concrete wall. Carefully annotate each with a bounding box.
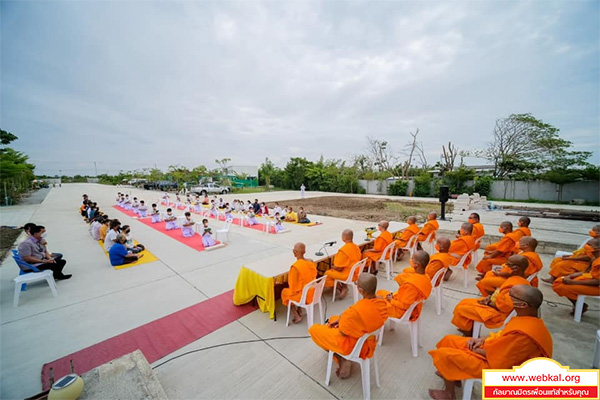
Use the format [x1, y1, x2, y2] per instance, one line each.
[489, 180, 599, 202]
[358, 179, 414, 195]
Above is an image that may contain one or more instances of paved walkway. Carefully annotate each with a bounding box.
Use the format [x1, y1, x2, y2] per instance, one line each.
[0, 184, 598, 399]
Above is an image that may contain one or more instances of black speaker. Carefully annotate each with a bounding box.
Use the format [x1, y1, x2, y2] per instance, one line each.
[439, 186, 449, 203]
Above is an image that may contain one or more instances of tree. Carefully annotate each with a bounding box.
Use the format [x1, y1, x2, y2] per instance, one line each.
[443, 166, 475, 194]
[259, 158, 277, 190]
[366, 137, 397, 174]
[0, 130, 35, 204]
[398, 129, 420, 180]
[215, 158, 231, 176]
[480, 113, 591, 178]
[440, 141, 458, 174]
[283, 157, 313, 189]
[0, 129, 18, 146]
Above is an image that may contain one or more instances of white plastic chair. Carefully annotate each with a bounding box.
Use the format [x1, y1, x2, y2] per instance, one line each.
[215, 219, 233, 243]
[378, 300, 423, 357]
[332, 258, 368, 304]
[593, 330, 600, 369]
[574, 295, 600, 322]
[376, 241, 397, 281]
[450, 250, 474, 288]
[325, 327, 383, 400]
[393, 234, 419, 263]
[471, 237, 483, 266]
[462, 379, 482, 400]
[13, 270, 58, 307]
[431, 267, 448, 315]
[421, 231, 436, 254]
[286, 276, 326, 327]
[472, 309, 517, 339]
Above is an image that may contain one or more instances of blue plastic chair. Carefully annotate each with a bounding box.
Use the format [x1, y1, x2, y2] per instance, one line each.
[12, 252, 41, 291]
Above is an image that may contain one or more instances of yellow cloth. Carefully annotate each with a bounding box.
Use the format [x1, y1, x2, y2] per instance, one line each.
[233, 266, 277, 318]
[98, 240, 159, 270]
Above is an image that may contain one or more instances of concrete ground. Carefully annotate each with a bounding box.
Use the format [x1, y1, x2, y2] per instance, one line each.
[0, 184, 598, 400]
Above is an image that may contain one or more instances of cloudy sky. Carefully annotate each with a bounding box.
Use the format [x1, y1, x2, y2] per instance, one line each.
[2, 0, 598, 176]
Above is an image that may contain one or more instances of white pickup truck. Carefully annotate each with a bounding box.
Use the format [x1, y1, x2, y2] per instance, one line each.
[191, 182, 231, 195]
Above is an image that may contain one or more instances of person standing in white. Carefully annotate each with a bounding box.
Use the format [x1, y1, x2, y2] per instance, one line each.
[300, 183, 306, 199]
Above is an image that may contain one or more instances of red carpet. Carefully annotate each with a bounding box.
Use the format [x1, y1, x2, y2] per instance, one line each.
[112, 206, 220, 251]
[41, 290, 257, 390]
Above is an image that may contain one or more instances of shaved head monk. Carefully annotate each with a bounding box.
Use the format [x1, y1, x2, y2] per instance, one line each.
[429, 285, 552, 400]
[362, 221, 393, 274]
[377, 250, 432, 321]
[446, 223, 476, 281]
[467, 213, 485, 244]
[281, 242, 317, 324]
[324, 229, 362, 299]
[553, 238, 600, 317]
[393, 216, 420, 261]
[309, 273, 388, 379]
[513, 217, 532, 252]
[451, 255, 530, 336]
[477, 237, 543, 295]
[541, 225, 600, 284]
[475, 221, 519, 278]
[417, 212, 439, 250]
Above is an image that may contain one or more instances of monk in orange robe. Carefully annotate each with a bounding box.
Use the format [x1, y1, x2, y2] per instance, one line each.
[394, 216, 420, 260]
[377, 250, 432, 321]
[281, 242, 317, 324]
[553, 238, 600, 316]
[445, 223, 476, 281]
[362, 221, 393, 273]
[452, 255, 530, 336]
[477, 237, 543, 295]
[429, 285, 553, 400]
[417, 212, 439, 248]
[475, 221, 519, 277]
[468, 213, 485, 246]
[324, 229, 363, 299]
[404, 237, 454, 286]
[512, 217, 532, 252]
[309, 273, 388, 379]
[541, 225, 599, 284]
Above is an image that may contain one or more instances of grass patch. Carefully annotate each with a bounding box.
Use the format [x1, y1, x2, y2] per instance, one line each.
[0, 226, 22, 263]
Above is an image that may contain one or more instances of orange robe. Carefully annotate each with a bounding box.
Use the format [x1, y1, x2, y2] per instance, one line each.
[426, 253, 455, 286]
[513, 227, 532, 252]
[451, 276, 530, 331]
[553, 258, 600, 300]
[377, 272, 432, 321]
[548, 248, 590, 278]
[418, 220, 439, 243]
[281, 259, 317, 306]
[395, 223, 420, 247]
[309, 297, 389, 359]
[363, 230, 393, 263]
[324, 242, 362, 288]
[472, 223, 485, 244]
[429, 316, 553, 380]
[476, 232, 519, 273]
[449, 235, 476, 267]
[476, 251, 544, 295]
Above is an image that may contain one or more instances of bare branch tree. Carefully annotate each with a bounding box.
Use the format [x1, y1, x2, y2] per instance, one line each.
[366, 136, 397, 174]
[441, 141, 458, 173]
[416, 140, 428, 170]
[400, 128, 419, 180]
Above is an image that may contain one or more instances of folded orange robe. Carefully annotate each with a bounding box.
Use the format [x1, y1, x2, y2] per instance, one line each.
[553, 258, 600, 300]
[377, 272, 432, 321]
[309, 297, 389, 359]
[418, 220, 439, 243]
[281, 259, 317, 306]
[476, 251, 544, 295]
[363, 230, 393, 263]
[449, 235, 476, 267]
[430, 316, 553, 380]
[452, 276, 530, 331]
[548, 248, 590, 278]
[476, 232, 519, 273]
[324, 242, 362, 287]
[395, 223, 420, 247]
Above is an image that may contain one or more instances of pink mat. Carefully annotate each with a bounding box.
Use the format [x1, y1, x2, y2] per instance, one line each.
[112, 206, 220, 251]
[41, 290, 257, 390]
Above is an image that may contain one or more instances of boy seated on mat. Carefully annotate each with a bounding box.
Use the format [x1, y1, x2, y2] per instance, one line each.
[201, 219, 216, 247]
[151, 204, 161, 223]
[137, 200, 149, 217]
[181, 212, 196, 237]
[164, 208, 179, 230]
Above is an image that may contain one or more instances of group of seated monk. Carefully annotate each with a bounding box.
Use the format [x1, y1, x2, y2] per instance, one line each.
[275, 214, 600, 399]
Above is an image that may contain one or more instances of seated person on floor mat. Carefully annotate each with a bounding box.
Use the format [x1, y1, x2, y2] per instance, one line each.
[285, 206, 299, 223]
[297, 207, 311, 224]
[181, 212, 196, 237]
[122, 225, 145, 253]
[109, 234, 144, 266]
[201, 219, 216, 247]
[164, 208, 179, 230]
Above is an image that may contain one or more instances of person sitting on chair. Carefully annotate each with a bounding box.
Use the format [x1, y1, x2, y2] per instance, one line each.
[17, 225, 71, 280]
